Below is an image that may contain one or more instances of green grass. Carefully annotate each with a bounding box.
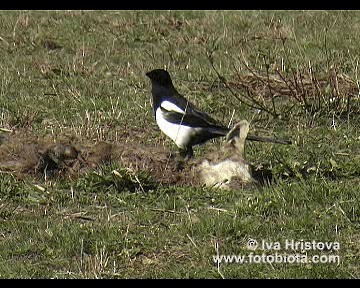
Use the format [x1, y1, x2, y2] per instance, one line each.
[0, 10, 359, 278]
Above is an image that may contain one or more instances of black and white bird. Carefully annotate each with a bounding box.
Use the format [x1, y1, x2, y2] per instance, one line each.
[146, 69, 229, 158]
[146, 69, 291, 158]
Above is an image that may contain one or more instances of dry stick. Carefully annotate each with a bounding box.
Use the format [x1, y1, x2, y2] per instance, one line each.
[280, 38, 310, 110]
[239, 51, 270, 86]
[307, 61, 322, 113]
[298, 68, 310, 109]
[230, 59, 270, 104]
[263, 56, 278, 116]
[150, 208, 182, 214]
[275, 69, 300, 102]
[274, 69, 302, 116]
[350, 60, 360, 118]
[186, 234, 198, 248]
[209, 54, 277, 117]
[0, 128, 12, 133]
[237, 54, 281, 118]
[209, 54, 291, 145]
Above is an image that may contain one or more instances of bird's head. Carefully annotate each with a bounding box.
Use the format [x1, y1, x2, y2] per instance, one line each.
[146, 69, 173, 87]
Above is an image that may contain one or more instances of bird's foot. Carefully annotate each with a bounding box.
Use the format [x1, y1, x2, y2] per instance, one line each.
[179, 147, 194, 159]
[175, 159, 185, 171]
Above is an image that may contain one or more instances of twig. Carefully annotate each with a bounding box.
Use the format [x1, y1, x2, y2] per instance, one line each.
[208, 54, 278, 117]
[263, 55, 278, 116]
[208, 206, 229, 213]
[186, 234, 198, 247]
[150, 208, 182, 214]
[275, 69, 299, 102]
[0, 128, 12, 133]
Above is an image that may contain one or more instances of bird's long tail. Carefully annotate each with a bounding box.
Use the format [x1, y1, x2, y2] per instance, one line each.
[207, 126, 230, 136]
[209, 125, 292, 145]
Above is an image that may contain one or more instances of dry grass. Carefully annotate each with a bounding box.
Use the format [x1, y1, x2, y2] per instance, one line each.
[0, 10, 359, 279]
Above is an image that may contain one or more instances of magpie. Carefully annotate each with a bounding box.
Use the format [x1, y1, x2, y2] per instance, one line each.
[146, 69, 291, 158]
[146, 69, 231, 158]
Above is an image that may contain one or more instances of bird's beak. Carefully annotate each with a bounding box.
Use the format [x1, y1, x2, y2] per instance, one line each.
[145, 71, 151, 78]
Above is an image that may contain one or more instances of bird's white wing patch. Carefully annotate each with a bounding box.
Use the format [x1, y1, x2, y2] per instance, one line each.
[160, 100, 185, 114]
[156, 107, 201, 149]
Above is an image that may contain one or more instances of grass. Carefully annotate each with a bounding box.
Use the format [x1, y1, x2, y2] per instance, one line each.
[0, 10, 359, 278]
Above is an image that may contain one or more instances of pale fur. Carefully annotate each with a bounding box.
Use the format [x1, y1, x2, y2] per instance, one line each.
[193, 120, 255, 190]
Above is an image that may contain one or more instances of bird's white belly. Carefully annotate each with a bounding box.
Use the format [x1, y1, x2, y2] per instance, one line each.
[156, 108, 200, 149]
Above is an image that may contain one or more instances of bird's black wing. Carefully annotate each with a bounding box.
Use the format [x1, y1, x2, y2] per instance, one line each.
[170, 92, 221, 126]
[160, 106, 229, 135]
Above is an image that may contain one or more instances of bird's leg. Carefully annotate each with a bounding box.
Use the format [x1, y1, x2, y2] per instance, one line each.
[176, 149, 186, 171]
[179, 149, 186, 159]
[186, 147, 194, 159]
[179, 146, 194, 160]
[176, 146, 194, 171]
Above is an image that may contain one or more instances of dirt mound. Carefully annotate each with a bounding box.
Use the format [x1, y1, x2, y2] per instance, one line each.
[0, 130, 193, 186]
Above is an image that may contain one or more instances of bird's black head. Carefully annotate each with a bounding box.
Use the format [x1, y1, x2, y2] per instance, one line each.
[146, 69, 173, 87]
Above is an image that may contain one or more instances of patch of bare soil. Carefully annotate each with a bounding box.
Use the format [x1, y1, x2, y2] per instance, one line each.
[0, 129, 194, 186]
